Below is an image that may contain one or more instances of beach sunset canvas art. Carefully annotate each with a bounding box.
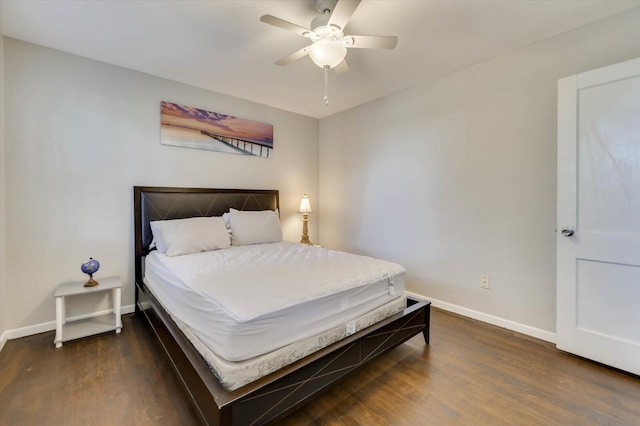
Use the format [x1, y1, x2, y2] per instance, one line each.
[160, 101, 274, 157]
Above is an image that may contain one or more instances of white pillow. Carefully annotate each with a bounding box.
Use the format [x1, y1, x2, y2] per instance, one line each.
[228, 208, 282, 246]
[149, 216, 231, 256]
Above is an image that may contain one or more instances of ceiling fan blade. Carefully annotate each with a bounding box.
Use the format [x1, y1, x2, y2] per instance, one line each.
[260, 15, 310, 37]
[347, 35, 398, 49]
[327, 0, 361, 30]
[275, 46, 310, 66]
[334, 60, 349, 74]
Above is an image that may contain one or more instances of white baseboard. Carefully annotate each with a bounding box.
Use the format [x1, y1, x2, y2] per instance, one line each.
[0, 304, 135, 350]
[0, 331, 7, 352]
[405, 291, 556, 344]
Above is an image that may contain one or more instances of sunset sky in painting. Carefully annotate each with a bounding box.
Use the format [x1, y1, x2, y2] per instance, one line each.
[161, 101, 273, 147]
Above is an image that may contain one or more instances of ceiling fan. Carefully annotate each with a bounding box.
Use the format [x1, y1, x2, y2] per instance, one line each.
[260, 0, 398, 104]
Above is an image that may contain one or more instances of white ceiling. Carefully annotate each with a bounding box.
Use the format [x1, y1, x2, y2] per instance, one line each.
[2, 0, 638, 118]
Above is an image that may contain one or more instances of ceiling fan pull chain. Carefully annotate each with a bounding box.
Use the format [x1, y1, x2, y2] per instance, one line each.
[324, 65, 330, 106]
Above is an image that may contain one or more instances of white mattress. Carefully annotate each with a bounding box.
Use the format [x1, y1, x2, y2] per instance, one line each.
[146, 284, 406, 391]
[144, 242, 405, 361]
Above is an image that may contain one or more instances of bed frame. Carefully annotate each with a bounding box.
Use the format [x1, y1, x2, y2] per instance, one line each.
[133, 186, 431, 425]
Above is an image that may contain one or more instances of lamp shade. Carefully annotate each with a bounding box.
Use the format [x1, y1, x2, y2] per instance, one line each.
[298, 194, 312, 213]
[308, 39, 347, 69]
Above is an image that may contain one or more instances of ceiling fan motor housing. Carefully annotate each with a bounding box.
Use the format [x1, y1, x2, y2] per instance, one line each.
[311, 14, 331, 32]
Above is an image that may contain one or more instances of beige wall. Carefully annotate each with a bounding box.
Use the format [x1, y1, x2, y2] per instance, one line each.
[318, 8, 640, 336]
[1, 38, 319, 332]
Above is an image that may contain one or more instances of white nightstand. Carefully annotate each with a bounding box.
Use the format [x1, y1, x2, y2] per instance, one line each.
[54, 275, 122, 348]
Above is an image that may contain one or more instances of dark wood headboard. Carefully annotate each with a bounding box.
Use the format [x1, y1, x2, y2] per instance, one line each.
[133, 186, 279, 286]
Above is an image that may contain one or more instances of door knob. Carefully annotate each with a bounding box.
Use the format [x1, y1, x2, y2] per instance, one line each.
[561, 227, 575, 237]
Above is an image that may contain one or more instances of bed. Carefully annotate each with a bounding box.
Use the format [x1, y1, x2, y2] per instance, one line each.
[134, 186, 431, 425]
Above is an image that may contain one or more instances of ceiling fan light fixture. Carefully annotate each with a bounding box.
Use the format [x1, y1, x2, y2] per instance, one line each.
[308, 39, 347, 69]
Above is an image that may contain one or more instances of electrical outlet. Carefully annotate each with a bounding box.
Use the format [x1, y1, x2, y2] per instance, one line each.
[481, 274, 490, 289]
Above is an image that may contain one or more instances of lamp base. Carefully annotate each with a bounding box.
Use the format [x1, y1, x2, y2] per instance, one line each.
[300, 213, 312, 245]
[84, 275, 99, 287]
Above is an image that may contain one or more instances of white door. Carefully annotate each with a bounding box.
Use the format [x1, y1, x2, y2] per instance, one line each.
[557, 57, 640, 375]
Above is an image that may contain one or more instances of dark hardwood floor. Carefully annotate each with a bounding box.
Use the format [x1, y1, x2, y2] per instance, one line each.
[1, 308, 639, 425]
